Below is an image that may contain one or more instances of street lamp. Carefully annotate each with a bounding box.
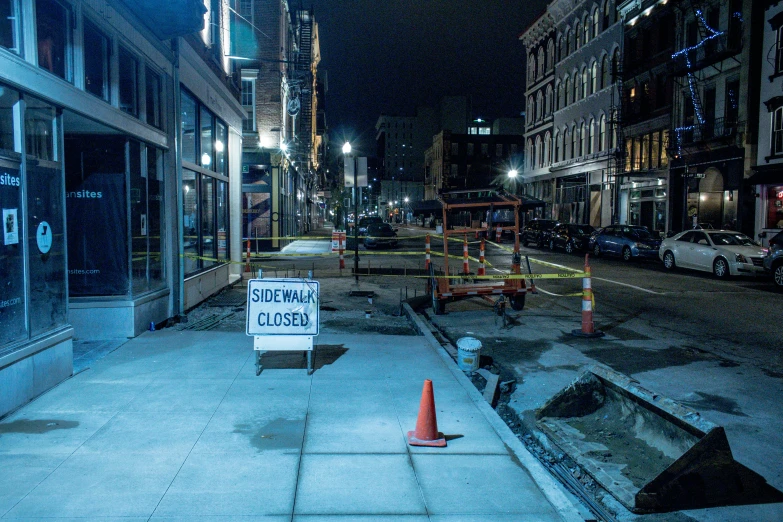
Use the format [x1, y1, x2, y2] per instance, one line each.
[508, 169, 518, 178]
[343, 142, 359, 282]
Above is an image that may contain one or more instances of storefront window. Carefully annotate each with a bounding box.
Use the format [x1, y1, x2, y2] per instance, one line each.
[0, 0, 21, 54]
[65, 135, 128, 297]
[147, 149, 164, 288]
[83, 19, 110, 101]
[25, 97, 57, 161]
[183, 170, 198, 274]
[36, 0, 71, 81]
[215, 121, 227, 175]
[119, 47, 139, 116]
[146, 67, 162, 129]
[217, 180, 228, 261]
[0, 87, 19, 154]
[0, 155, 26, 348]
[200, 106, 213, 169]
[767, 186, 783, 229]
[201, 174, 215, 268]
[130, 141, 147, 294]
[181, 91, 196, 163]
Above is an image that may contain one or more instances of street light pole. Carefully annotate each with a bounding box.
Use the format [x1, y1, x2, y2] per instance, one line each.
[343, 142, 359, 283]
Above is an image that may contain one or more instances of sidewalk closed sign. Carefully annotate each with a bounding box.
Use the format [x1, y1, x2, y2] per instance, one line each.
[246, 279, 319, 337]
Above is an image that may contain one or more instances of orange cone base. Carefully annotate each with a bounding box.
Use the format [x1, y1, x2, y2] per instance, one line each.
[407, 430, 447, 447]
[571, 328, 605, 338]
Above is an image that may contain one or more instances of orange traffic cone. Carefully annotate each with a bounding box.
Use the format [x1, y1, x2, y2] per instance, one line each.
[571, 253, 604, 338]
[407, 379, 446, 447]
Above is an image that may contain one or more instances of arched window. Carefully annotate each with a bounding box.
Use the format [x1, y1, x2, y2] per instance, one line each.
[535, 135, 543, 168]
[529, 53, 536, 84]
[554, 130, 561, 162]
[580, 122, 586, 156]
[583, 15, 590, 44]
[575, 21, 581, 49]
[574, 72, 581, 101]
[555, 81, 562, 110]
[593, 9, 600, 36]
[538, 47, 545, 77]
[564, 128, 570, 160]
[565, 29, 571, 55]
[599, 114, 606, 151]
[591, 61, 598, 93]
[527, 139, 534, 169]
[601, 55, 610, 89]
[588, 119, 595, 154]
[536, 90, 544, 120]
[610, 109, 618, 149]
[547, 39, 555, 70]
[564, 76, 571, 106]
[543, 131, 551, 166]
[612, 48, 620, 80]
[603, 0, 611, 30]
[582, 67, 589, 98]
[545, 84, 553, 115]
[572, 125, 579, 158]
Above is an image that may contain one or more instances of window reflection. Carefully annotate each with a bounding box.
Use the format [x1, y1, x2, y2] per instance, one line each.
[36, 0, 71, 81]
[25, 97, 57, 161]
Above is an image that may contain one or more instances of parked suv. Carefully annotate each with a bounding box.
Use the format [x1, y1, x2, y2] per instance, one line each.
[763, 230, 783, 288]
[521, 219, 559, 248]
[549, 224, 595, 254]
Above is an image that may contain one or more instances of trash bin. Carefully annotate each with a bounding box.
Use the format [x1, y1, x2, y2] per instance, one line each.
[456, 337, 481, 374]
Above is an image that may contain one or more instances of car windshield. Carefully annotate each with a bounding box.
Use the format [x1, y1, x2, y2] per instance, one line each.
[368, 223, 393, 234]
[570, 225, 594, 235]
[709, 232, 757, 246]
[630, 227, 654, 240]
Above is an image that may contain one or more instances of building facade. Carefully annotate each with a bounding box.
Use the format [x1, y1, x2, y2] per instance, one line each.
[751, 0, 783, 243]
[0, 0, 244, 417]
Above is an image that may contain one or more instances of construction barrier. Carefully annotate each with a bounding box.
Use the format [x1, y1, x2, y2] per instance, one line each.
[495, 225, 502, 243]
[571, 254, 603, 338]
[478, 239, 486, 276]
[462, 238, 470, 275]
[245, 239, 251, 272]
[425, 234, 431, 270]
[339, 236, 345, 270]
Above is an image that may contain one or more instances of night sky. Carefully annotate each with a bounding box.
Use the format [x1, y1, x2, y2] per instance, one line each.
[307, 0, 549, 155]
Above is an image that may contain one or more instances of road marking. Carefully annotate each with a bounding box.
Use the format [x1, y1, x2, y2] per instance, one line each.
[591, 277, 664, 295]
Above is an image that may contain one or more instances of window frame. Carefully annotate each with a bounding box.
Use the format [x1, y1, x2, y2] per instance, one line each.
[82, 17, 112, 102]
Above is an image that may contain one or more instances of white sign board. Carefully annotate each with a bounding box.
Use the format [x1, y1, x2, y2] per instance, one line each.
[246, 279, 319, 337]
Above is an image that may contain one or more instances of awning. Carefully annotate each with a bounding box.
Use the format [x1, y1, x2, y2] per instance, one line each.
[410, 200, 443, 215]
[748, 164, 783, 186]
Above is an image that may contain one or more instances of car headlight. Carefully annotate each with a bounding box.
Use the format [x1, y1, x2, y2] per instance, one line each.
[735, 253, 747, 263]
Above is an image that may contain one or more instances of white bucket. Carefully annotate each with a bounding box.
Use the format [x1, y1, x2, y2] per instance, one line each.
[456, 337, 482, 374]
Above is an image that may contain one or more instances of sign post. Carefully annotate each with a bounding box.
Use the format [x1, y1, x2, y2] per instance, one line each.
[246, 278, 320, 375]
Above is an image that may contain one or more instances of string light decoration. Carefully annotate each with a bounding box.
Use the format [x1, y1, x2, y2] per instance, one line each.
[670, 8, 725, 156]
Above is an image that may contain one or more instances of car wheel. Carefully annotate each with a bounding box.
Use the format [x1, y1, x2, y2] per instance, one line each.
[773, 262, 783, 288]
[549, 239, 555, 251]
[663, 251, 676, 270]
[622, 246, 632, 261]
[565, 241, 574, 254]
[593, 243, 601, 257]
[510, 294, 526, 311]
[713, 257, 729, 279]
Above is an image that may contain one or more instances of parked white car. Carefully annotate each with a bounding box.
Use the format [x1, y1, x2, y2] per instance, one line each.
[659, 230, 766, 279]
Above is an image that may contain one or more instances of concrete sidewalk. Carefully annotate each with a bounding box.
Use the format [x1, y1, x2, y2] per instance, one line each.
[0, 327, 582, 520]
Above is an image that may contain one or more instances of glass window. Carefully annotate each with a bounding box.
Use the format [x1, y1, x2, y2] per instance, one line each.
[766, 186, 783, 228]
[0, 156, 26, 348]
[0, 0, 21, 54]
[181, 90, 197, 163]
[119, 47, 139, 116]
[25, 96, 57, 161]
[83, 19, 110, 101]
[241, 78, 255, 132]
[36, 0, 71, 81]
[65, 135, 128, 297]
[27, 160, 66, 336]
[182, 170, 198, 274]
[130, 141, 147, 294]
[215, 120, 227, 175]
[147, 148, 164, 289]
[774, 108, 783, 156]
[0, 87, 19, 154]
[467, 142, 474, 156]
[496, 143, 503, 157]
[200, 106, 213, 169]
[145, 67, 162, 128]
[217, 180, 228, 261]
[451, 142, 459, 156]
[200, 174, 215, 268]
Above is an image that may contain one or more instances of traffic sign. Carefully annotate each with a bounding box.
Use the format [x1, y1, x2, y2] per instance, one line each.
[246, 278, 319, 337]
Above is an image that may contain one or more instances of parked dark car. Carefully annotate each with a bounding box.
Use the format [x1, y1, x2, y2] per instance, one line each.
[588, 224, 661, 261]
[357, 216, 384, 236]
[549, 224, 595, 254]
[763, 230, 783, 288]
[521, 219, 559, 248]
[364, 223, 398, 249]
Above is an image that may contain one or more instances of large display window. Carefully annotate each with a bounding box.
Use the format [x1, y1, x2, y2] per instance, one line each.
[767, 186, 783, 229]
[0, 153, 25, 347]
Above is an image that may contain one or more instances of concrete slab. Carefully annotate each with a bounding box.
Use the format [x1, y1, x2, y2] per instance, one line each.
[412, 454, 561, 517]
[294, 454, 426, 515]
[5, 452, 183, 518]
[0, 410, 114, 455]
[303, 409, 407, 454]
[153, 452, 299, 517]
[122, 378, 234, 413]
[294, 517, 429, 522]
[0, 453, 63, 515]
[16, 378, 147, 414]
[194, 411, 305, 456]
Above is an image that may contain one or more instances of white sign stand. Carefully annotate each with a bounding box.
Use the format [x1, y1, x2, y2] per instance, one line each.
[246, 277, 319, 375]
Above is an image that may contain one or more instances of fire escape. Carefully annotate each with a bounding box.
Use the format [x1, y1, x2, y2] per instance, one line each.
[668, 0, 744, 157]
[609, 56, 625, 223]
